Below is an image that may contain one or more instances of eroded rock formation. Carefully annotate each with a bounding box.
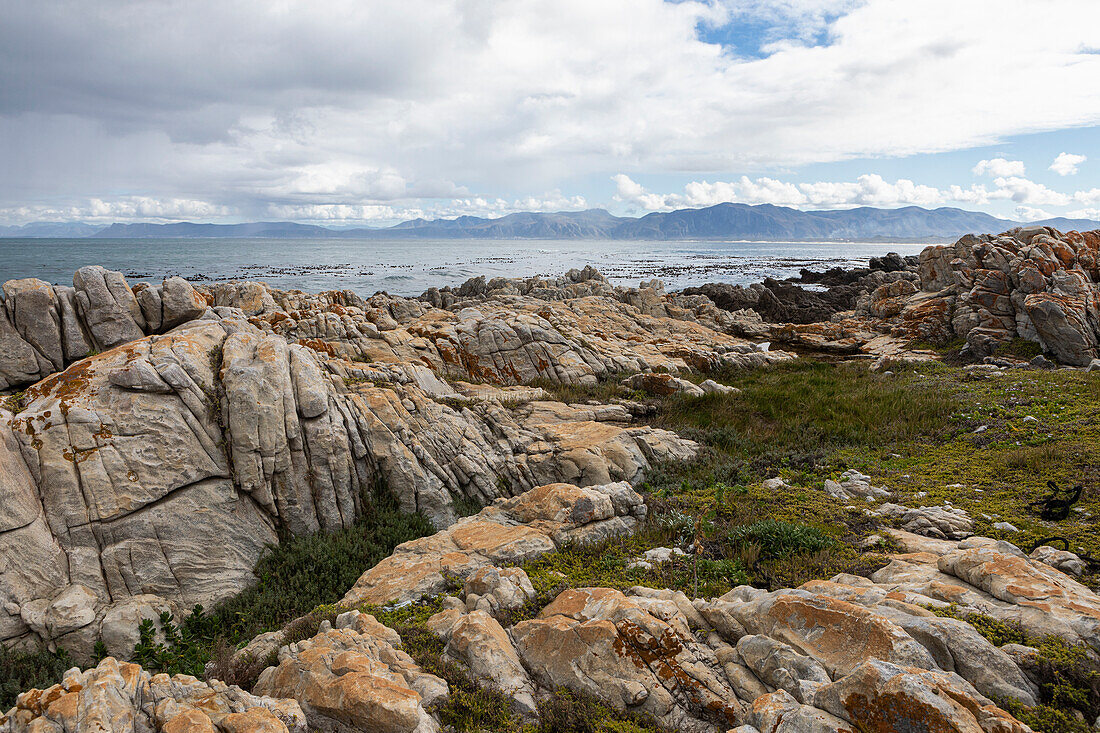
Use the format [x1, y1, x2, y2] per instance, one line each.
[6, 266, 786, 660]
[177, 512, 1093, 732]
[0, 657, 307, 733]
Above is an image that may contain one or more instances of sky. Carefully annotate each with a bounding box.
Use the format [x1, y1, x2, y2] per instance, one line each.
[2, 0, 1100, 227]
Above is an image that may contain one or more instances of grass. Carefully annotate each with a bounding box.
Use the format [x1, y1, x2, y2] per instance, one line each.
[5, 356, 1100, 730]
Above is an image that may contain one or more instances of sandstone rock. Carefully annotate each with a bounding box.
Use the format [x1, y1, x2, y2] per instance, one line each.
[430, 609, 538, 716]
[0, 656, 307, 733]
[812, 659, 1030, 732]
[1, 305, 693, 656]
[254, 612, 444, 733]
[622, 372, 705, 397]
[2, 279, 65, 372]
[340, 482, 646, 608]
[823, 470, 890, 502]
[512, 588, 744, 732]
[735, 635, 830, 703]
[462, 566, 536, 614]
[1030, 544, 1086, 577]
[876, 503, 973, 540]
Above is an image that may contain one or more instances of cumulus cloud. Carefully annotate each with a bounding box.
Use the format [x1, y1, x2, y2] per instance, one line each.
[612, 172, 1100, 219]
[2, 0, 1100, 222]
[1014, 206, 1055, 221]
[614, 173, 952, 211]
[972, 158, 1026, 177]
[1050, 152, 1087, 176]
[0, 197, 235, 224]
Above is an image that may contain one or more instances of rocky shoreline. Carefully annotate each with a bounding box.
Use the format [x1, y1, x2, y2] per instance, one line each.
[2, 226, 1100, 732]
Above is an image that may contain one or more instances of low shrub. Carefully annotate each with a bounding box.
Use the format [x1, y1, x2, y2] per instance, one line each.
[931, 606, 1100, 731]
[0, 646, 74, 710]
[535, 687, 663, 733]
[723, 519, 835, 559]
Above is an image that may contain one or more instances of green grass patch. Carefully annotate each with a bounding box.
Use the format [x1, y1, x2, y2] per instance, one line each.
[994, 338, 1044, 360]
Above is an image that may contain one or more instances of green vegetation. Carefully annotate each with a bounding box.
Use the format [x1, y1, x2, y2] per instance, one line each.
[0, 646, 74, 710]
[931, 606, 1100, 732]
[994, 337, 1045, 360]
[5, 356, 1100, 732]
[2, 390, 25, 414]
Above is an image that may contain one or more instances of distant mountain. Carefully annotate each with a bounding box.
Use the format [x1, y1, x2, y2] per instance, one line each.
[6, 204, 1099, 241]
[0, 222, 103, 237]
[609, 204, 1015, 241]
[1033, 216, 1100, 232]
[91, 221, 336, 238]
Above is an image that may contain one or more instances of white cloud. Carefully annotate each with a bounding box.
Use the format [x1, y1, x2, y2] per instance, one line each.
[616, 173, 964, 211]
[1050, 152, 1087, 176]
[266, 192, 586, 224]
[989, 176, 1072, 206]
[1014, 206, 1055, 221]
[973, 158, 1026, 177]
[0, 197, 235, 224]
[3, 1, 1100, 221]
[610, 171, 1100, 219]
[1066, 208, 1100, 220]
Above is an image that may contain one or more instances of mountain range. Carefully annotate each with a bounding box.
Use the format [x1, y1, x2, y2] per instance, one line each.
[2, 204, 1098, 241]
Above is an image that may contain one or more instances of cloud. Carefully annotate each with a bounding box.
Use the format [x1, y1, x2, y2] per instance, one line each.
[1014, 206, 1055, 221]
[3, 0, 1100, 221]
[0, 197, 235, 224]
[989, 177, 1072, 206]
[973, 158, 1026, 177]
[615, 173, 965, 211]
[611, 171, 1100, 216]
[1050, 152, 1087, 176]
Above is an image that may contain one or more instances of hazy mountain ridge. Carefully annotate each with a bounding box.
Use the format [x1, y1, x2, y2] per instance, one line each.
[4, 203, 1098, 241]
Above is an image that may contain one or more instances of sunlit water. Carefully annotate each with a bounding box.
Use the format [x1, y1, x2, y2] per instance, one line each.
[0, 238, 929, 296]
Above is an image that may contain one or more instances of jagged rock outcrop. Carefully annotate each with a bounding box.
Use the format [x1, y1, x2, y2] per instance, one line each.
[682, 256, 919, 326]
[0, 656, 307, 733]
[906, 227, 1100, 363]
[412, 529, 1074, 731]
[0, 268, 208, 391]
[254, 611, 445, 733]
[8, 264, 768, 660]
[13, 499, 1091, 732]
[0, 307, 693, 659]
[340, 481, 647, 607]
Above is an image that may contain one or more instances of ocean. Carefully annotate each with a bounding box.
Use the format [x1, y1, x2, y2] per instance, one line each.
[0, 238, 930, 296]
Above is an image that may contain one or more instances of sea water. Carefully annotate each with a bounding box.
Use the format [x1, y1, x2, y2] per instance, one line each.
[0, 238, 929, 296]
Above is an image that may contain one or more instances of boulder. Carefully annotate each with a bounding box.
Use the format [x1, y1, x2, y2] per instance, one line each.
[72, 265, 147, 349]
[254, 612, 445, 733]
[1, 657, 307, 733]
